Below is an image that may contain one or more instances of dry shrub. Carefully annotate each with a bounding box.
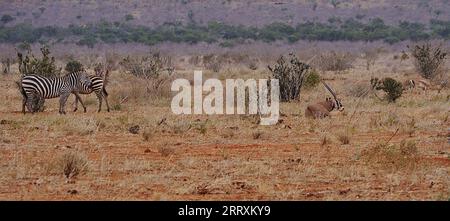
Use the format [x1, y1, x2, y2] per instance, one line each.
[145, 75, 174, 99]
[252, 131, 263, 139]
[337, 133, 350, 145]
[158, 145, 175, 157]
[1, 57, 12, 74]
[404, 117, 416, 137]
[120, 52, 172, 79]
[224, 53, 259, 70]
[188, 55, 202, 66]
[361, 140, 419, 170]
[105, 52, 122, 71]
[52, 151, 88, 179]
[345, 81, 371, 98]
[142, 128, 154, 141]
[320, 134, 331, 147]
[362, 47, 384, 71]
[313, 51, 355, 73]
[268, 53, 311, 102]
[170, 121, 192, 134]
[192, 120, 208, 135]
[410, 43, 447, 80]
[221, 129, 235, 138]
[203, 54, 223, 72]
[383, 112, 400, 127]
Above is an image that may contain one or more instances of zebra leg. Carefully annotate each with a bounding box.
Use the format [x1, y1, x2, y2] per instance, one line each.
[103, 88, 110, 112]
[59, 93, 70, 114]
[73, 92, 87, 113]
[95, 91, 103, 112]
[73, 96, 79, 112]
[21, 95, 27, 114]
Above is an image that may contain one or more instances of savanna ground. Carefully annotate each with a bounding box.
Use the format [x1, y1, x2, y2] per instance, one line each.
[0, 52, 449, 200]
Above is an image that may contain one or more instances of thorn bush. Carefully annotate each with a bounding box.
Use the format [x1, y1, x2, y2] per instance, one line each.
[268, 53, 311, 102]
[410, 43, 447, 80]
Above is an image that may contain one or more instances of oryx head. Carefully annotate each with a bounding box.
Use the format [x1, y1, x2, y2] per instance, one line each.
[322, 81, 344, 112]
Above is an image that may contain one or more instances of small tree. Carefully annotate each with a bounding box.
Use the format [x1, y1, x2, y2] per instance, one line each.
[17, 45, 61, 77]
[371, 77, 403, 102]
[409, 43, 447, 80]
[268, 53, 311, 102]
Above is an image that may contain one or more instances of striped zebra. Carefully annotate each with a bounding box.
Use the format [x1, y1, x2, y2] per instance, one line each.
[19, 71, 92, 114]
[73, 72, 110, 112]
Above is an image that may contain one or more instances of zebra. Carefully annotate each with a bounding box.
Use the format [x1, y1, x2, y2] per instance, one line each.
[73, 70, 110, 112]
[19, 71, 92, 114]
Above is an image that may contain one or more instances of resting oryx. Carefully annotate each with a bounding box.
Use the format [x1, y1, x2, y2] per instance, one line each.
[305, 81, 344, 119]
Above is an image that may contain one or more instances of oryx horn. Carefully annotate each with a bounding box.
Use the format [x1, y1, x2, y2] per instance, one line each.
[321, 80, 338, 100]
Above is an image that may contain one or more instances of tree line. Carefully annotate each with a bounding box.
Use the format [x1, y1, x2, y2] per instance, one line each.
[0, 18, 449, 48]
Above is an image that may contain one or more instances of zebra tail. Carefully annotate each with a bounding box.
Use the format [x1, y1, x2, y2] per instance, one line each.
[103, 87, 109, 97]
[15, 80, 27, 100]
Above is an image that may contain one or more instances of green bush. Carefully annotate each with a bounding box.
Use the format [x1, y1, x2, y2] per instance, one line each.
[371, 77, 403, 102]
[18, 45, 61, 77]
[303, 69, 321, 89]
[65, 60, 84, 73]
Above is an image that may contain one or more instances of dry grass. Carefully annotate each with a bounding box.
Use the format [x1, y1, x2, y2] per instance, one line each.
[0, 51, 449, 200]
[50, 151, 89, 179]
[337, 133, 351, 145]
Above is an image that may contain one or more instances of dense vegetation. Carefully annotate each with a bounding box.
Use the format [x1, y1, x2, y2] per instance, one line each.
[0, 18, 449, 47]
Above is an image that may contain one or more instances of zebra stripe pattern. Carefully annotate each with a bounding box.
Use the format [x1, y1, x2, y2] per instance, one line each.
[20, 71, 92, 114]
[73, 74, 110, 112]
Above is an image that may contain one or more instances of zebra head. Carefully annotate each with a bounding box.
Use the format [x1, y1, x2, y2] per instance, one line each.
[77, 72, 92, 88]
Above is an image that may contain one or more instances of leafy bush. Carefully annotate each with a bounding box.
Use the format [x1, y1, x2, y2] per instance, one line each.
[303, 69, 321, 89]
[409, 43, 447, 80]
[18, 45, 61, 77]
[65, 60, 84, 73]
[268, 53, 311, 102]
[371, 77, 403, 102]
